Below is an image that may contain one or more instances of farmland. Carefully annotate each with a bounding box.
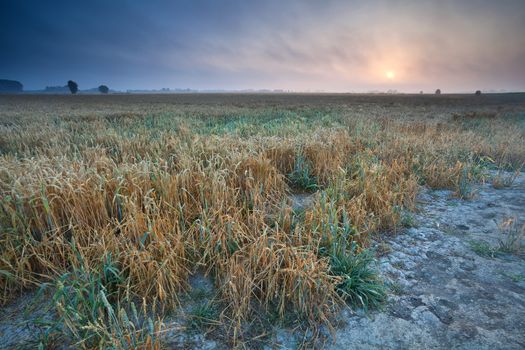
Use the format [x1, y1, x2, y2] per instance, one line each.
[1, 93, 524, 349]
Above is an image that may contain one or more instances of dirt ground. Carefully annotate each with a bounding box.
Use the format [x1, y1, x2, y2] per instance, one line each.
[271, 173, 525, 350]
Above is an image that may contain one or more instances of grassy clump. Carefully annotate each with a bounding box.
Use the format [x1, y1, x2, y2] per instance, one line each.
[469, 240, 500, 258]
[288, 152, 319, 190]
[327, 243, 386, 310]
[188, 302, 219, 331]
[37, 251, 162, 349]
[469, 218, 524, 259]
[498, 218, 525, 255]
[492, 168, 521, 189]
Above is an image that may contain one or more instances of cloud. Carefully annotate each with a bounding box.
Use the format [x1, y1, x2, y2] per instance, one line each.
[1, 0, 524, 91]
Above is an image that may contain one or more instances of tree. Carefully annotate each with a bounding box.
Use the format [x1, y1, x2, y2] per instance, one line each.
[475, 90, 482, 96]
[67, 80, 78, 94]
[98, 85, 109, 94]
[435, 89, 441, 95]
[0, 79, 23, 92]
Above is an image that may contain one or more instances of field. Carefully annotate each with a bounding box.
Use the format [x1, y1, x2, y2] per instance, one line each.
[1, 93, 525, 349]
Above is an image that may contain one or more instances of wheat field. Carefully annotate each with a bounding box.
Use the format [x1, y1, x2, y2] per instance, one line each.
[1, 93, 524, 348]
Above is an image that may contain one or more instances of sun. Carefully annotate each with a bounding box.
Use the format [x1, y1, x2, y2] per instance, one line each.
[385, 71, 395, 80]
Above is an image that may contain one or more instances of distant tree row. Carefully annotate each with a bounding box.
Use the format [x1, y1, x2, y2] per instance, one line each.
[0, 79, 488, 96]
[433, 89, 482, 96]
[66, 80, 109, 94]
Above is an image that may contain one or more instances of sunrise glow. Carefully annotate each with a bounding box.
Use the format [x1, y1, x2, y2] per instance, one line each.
[2, 1, 524, 92]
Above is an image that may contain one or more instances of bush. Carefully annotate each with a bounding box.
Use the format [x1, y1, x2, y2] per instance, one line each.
[98, 85, 109, 94]
[435, 89, 441, 95]
[475, 90, 482, 96]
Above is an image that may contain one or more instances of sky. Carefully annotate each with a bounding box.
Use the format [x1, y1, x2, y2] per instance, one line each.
[1, 0, 525, 92]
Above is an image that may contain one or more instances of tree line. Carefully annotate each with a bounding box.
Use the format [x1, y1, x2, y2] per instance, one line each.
[0, 79, 109, 94]
[67, 80, 109, 94]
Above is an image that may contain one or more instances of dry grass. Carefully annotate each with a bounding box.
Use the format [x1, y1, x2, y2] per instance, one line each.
[0, 93, 524, 347]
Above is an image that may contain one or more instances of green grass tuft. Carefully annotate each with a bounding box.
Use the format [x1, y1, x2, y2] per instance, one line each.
[327, 243, 386, 310]
[288, 153, 319, 190]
